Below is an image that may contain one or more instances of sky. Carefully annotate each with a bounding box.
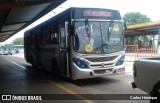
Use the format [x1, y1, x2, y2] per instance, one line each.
[4, 0, 160, 43]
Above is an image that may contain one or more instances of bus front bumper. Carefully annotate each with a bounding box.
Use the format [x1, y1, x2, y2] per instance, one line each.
[71, 63, 125, 80]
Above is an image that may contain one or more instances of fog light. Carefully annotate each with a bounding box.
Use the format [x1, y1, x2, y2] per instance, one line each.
[117, 68, 125, 72]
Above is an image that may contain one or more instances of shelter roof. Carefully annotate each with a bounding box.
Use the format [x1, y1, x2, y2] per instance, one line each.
[125, 21, 160, 37]
[0, 0, 65, 42]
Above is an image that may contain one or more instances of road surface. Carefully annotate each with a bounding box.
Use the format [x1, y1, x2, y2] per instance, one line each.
[0, 54, 150, 103]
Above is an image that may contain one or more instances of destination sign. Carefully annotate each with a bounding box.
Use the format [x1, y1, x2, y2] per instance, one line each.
[73, 8, 121, 20]
[83, 11, 111, 17]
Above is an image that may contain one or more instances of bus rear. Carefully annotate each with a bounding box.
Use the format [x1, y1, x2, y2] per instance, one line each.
[70, 8, 125, 79]
[3, 44, 13, 55]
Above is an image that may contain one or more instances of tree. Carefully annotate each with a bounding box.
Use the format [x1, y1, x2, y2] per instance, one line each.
[123, 12, 151, 26]
[123, 12, 151, 48]
[12, 37, 24, 45]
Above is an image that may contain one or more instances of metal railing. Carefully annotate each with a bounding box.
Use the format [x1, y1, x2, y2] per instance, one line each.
[125, 44, 159, 61]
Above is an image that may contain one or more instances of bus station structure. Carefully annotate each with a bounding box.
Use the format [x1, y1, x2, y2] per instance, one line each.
[125, 21, 160, 48]
[0, 1, 159, 44]
[0, 1, 160, 59]
[125, 21, 160, 37]
[125, 21, 160, 60]
[0, 0, 66, 42]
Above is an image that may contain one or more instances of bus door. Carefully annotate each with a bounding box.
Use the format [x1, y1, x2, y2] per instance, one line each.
[59, 22, 70, 77]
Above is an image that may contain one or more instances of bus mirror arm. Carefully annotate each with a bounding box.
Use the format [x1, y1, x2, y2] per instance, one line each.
[85, 19, 91, 38]
[108, 27, 110, 42]
[108, 20, 113, 35]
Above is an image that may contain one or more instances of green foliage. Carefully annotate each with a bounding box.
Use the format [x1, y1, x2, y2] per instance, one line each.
[12, 37, 24, 45]
[123, 12, 152, 48]
[123, 12, 151, 26]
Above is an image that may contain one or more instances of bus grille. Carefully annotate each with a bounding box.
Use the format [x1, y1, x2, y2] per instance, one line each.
[85, 56, 117, 62]
[90, 63, 113, 68]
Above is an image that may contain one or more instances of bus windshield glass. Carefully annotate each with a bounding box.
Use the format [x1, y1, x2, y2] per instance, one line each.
[74, 21, 123, 54]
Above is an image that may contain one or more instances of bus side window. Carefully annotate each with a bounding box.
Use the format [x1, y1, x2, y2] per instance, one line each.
[42, 25, 50, 45]
[51, 23, 58, 44]
[42, 27, 46, 45]
[51, 33, 58, 43]
[59, 27, 66, 49]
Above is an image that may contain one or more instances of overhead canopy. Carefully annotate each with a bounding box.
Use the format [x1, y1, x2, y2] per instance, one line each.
[0, 0, 66, 42]
[125, 21, 160, 37]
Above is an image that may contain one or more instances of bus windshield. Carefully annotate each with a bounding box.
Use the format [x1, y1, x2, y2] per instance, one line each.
[74, 21, 123, 54]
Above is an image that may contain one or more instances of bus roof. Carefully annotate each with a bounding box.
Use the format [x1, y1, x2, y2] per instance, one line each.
[25, 7, 122, 32]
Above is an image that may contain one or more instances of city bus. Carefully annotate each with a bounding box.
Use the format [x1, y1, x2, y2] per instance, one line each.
[0, 44, 14, 55]
[24, 7, 126, 80]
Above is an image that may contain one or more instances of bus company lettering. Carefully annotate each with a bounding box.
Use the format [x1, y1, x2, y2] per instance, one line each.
[28, 96, 42, 100]
[11, 95, 42, 100]
[83, 11, 111, 17]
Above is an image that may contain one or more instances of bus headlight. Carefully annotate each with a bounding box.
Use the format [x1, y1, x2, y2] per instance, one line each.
[73, 58, 89, 68]
[115, 56, 125, 66]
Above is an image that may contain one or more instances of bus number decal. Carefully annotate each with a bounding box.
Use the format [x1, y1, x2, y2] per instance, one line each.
[85, 45, 93, 53]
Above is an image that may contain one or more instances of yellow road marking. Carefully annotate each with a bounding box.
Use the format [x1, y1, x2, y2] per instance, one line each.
[48, 80, 94, 103]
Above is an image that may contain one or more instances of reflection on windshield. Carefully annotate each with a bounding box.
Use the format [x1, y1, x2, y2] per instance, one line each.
[74, 21, 123, 54]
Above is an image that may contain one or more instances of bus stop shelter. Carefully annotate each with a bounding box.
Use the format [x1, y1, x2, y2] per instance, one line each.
[125, 21, 160, 37]
[125, 21, 160, 48]
[125, 21, 160, 59]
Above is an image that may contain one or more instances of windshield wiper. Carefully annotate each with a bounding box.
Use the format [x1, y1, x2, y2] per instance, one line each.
[108, 20, 113, 42]
[85, 19, 91, 43]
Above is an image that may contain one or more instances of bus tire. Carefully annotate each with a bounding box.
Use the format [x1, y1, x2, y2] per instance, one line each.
[52, 59, 60, 77]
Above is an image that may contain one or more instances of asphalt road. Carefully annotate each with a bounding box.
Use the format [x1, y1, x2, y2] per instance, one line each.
[0, 54, 150, 103]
